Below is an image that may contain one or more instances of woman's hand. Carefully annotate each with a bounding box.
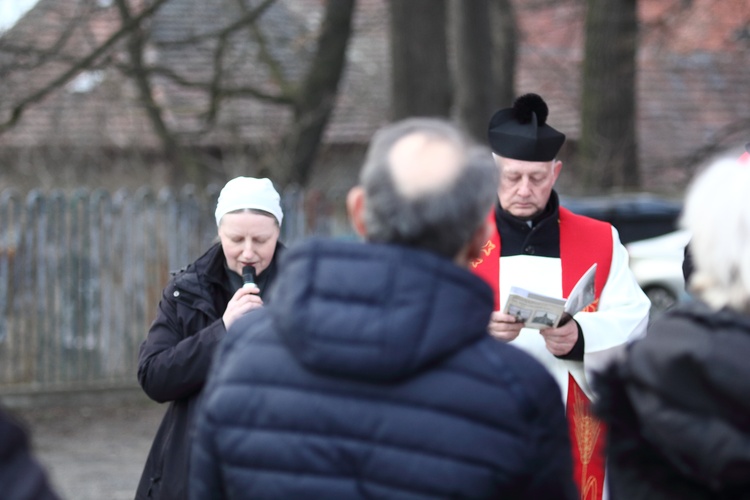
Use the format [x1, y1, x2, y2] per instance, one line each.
[222, 285, 263, 329]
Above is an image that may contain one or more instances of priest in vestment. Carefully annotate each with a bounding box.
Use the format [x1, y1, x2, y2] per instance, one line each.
[472, 93, 651, 500]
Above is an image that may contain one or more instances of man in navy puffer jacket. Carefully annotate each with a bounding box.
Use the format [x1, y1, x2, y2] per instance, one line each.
[189, 118, 578, 499]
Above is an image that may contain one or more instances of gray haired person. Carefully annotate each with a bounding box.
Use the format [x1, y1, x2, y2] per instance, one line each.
[594, 157, 750, 499]
[189, 118, 578, 499]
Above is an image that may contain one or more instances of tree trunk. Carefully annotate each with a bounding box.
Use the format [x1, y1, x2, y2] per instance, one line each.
[489, 0, 517, 110]
[580, 0, 639, 192]
[279, 0, 356, 187]
[451, 0, 493, 142]
[390, 0, 451, 120]
[117, 0, 200, 185]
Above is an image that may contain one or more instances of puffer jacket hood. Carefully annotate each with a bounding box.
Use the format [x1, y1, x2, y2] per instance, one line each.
[189, 237, 579, 499]
[268, 238, 495, 382]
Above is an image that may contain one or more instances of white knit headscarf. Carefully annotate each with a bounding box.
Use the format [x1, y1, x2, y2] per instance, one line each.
[214, 177, 283, 226]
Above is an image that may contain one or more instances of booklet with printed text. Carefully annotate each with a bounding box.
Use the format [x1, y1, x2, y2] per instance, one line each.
[502, 263, 597, 329]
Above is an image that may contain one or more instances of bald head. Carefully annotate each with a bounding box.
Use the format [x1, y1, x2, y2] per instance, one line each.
[388, 133, 463, 199]
[351, 118, 498, 259]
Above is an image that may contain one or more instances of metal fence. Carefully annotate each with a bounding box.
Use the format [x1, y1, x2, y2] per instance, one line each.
[0, 185, 343, 392]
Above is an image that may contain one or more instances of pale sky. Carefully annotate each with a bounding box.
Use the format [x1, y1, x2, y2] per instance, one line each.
[0, 0, 39, 32]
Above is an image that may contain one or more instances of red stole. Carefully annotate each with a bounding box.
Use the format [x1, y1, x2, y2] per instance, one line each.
[471, 207, 612, 500]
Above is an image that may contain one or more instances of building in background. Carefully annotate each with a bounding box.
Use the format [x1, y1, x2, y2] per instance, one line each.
[0, 0, 747, 196]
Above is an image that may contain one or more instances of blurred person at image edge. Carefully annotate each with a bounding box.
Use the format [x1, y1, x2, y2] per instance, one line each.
[0, 406, 60, 500]
[135, 177, 285, 500]
[189, 118, 578, 499]
[682, 142, 750, 285]
[472, 93, 651, 500]
[594, 155, 750, 499]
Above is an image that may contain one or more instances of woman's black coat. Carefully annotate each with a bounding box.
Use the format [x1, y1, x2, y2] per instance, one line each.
[135, 241, 283, 500]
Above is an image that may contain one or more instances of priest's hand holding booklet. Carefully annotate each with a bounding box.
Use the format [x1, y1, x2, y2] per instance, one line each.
[503, 264, 597, 330]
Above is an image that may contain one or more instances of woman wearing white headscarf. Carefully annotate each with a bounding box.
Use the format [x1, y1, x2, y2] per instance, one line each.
[593, 157, 750, 499]
[135, 177, 285, 500]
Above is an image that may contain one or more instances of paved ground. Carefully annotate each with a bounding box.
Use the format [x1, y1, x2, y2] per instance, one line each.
[7, 393, 166, 500]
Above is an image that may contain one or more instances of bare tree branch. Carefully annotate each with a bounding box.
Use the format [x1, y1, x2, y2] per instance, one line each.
[114, 0, 195, 182]
[681, 117, 750, 173]
[516, 0, 582, 9]
[0, 0, 358, 189]
[141, 65, 293, 104]
[0, 4, 93, 77]
[151, 0, 278, 46]
[206, 30, 230, 125]
[0, 0, 171, 134]
[203, 0, 282, 123]
[248, 22, 293, 95]
[280, 0, 356, 186]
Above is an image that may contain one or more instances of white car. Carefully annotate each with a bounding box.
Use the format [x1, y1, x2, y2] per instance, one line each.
[625, 230, 693, 318]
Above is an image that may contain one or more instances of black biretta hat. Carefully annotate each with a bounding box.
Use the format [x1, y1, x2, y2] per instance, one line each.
[487, 93, 566, 162]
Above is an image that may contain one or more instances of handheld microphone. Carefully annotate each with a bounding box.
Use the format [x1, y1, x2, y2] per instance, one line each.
[242, 265, 257, 289]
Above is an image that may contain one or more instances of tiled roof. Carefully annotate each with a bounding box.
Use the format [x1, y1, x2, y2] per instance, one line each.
[0, 0, 390, 150]
[0, 0, 748, 192]
[514, 0, 750, 189]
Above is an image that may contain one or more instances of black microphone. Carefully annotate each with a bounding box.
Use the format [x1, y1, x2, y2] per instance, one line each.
[242, 265, 257, 289]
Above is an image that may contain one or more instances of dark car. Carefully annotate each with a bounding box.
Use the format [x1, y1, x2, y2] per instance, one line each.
[560, 194, 683, 245]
